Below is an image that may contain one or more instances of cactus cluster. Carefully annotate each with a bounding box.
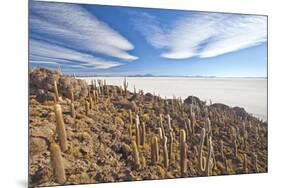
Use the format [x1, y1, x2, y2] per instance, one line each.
[29, 69, 268, 187]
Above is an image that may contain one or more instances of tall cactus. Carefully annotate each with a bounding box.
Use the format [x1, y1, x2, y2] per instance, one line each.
[123, 78, 128, 96]
[70, 90, 74, 104]
[131, 140, 140, 169]
[159, 114, 165, 139]
[199, 128, 206, 172]
[89, 95, 93, 109]
[135, 115, 140, 148]
[141, 122, 146, 146]
[167, 114, 172, 131]
[129, 123, 133, 140]
[54, 104, 67, 152]
[54, 80, 60, 103]
[163, 136, 169, 169]
[151, 136, 159, 164]
[180, 129, 186, 177]
[50, 143, 66, 184]
[85, 100, 90, 116]
[129, 110, 133, 125]
[70, 102, 76, 119]
[191, 112, 196, 134]
[169, 130, 174, 161]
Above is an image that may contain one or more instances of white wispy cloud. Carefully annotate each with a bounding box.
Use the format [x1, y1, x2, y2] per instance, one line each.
[30, 39, 122, 69]
[30, 1, 137, 71]
[132, 12, 267, 59]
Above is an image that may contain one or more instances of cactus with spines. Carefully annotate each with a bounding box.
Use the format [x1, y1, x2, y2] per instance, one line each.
[169, 130, 174, 161]
[131, 140, 140, 169]
[129, 123, 133, 140]
[206, 137, 214, 176]
[159, 114, 165, 139]
[184, 120, 189, 139]
[103, 79, 107, 95]
[89, 95, 93, 109]
[135, 115, 140, 147]
[199, 128, 206, 172]
[191, 112, 196, 134]
[50, 143, 66, 184]
[205, 117, 212, 135]
[180, 129, 186, 177]
[151, 136, 159, 164]
[97, 79, 103, 94]
[141, 122, 146, 146]
[70, 102, 76, 119]
[162, 136, 169, 169]
[91, 79, 95, 91]
[54, 80, 60, 103]
[255, 126, 259, 142]
[85, 100, 90, 116]
[54, 104, 67, 152]
[220, 139, 225, 159]
[129, 110, 133, 125]
[186, 118, 192, 136]
[167, 114, 172, 131]
[123, 77, 128, 96]
[70, 90, 74, 104]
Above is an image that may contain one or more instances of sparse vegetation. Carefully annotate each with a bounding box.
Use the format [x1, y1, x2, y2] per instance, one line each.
[29, 68, 268, 187]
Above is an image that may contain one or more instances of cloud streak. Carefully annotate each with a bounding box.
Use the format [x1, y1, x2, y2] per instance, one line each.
[133, 12, 267, 59]
[30, 39, 122, 69]
[30, 1, 137, 71]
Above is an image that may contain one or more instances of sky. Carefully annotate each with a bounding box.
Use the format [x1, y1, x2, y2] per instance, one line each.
[29, 1, 268, 77]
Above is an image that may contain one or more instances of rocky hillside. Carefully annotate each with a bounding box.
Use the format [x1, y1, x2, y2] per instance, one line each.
[29, 68, 268, 187]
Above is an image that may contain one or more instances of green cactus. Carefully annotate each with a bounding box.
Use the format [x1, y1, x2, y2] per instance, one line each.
[54, 104, 67, 152]
[50, 143, 66, 184]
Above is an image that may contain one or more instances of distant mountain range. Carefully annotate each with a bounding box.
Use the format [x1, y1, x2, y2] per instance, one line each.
[69, 73, 266, 79]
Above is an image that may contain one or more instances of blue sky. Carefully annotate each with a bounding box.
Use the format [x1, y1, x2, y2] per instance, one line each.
[29, 1, 267, 77]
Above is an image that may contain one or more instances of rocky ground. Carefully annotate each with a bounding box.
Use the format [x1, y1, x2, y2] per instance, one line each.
[29, 68, 268, 187]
